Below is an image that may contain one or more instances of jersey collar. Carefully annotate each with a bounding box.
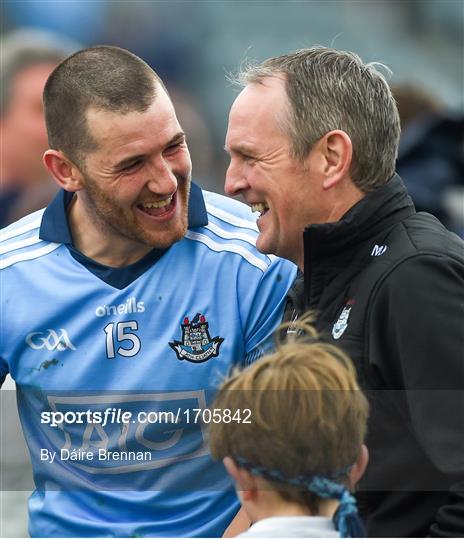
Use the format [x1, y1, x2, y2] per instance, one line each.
[39, 181, 208, 244]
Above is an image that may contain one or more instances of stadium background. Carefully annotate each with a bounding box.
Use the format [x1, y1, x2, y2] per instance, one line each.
[0, 0, 462, 537]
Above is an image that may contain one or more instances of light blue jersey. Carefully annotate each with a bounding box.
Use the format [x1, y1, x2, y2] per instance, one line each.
[0, 183, 296, 537]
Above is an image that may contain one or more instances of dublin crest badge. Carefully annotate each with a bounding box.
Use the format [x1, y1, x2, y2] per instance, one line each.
[169, 313, 224, 363]
[332, 303, 353, 340]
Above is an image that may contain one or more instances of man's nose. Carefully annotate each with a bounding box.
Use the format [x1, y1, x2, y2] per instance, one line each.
[224, 160, 248, 196]
[146, 158, 177, 194]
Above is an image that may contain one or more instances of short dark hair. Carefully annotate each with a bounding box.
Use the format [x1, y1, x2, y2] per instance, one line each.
[44, 45, 166, 166]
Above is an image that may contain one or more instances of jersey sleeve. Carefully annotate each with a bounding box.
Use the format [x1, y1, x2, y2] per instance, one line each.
[241, 257, 297, 366]
[370, 253, 464, 536]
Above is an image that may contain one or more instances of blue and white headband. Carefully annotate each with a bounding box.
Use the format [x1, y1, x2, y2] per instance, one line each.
[234, 456, 366, 538]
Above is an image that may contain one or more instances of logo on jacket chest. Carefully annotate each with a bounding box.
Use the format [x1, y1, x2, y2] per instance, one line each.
[332, 300, 355, 340]
[169, 313, 224, 363]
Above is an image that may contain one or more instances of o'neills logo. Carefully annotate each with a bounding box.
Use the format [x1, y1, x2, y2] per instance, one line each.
[95, 297, 145, 318]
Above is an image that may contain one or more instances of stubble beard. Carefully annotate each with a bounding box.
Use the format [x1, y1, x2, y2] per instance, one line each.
[83, 173, 191, 250]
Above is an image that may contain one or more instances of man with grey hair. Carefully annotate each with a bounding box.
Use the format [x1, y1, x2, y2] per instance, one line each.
[225, 47, 464, 537]
[0, 28, 77, 227]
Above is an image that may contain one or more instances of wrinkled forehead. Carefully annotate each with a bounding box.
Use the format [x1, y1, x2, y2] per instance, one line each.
[228, 77, 290, 138]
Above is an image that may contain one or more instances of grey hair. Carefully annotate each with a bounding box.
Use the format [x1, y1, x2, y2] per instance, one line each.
[0, 28, 79, 116]
[234, 47, 401, 192]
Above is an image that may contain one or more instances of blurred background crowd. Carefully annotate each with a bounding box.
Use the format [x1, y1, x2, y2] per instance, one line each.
[0, 0, 463, 536]
[1, 0, 463, 234]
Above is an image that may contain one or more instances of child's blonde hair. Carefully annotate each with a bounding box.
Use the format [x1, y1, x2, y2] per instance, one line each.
[209, 318, 369, 515]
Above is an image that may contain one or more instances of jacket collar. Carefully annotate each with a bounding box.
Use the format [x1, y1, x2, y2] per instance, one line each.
[39, 181, 208, 244]
[303, 174, 415, 260]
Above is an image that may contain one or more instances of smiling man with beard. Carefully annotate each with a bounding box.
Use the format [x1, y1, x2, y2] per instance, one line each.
[43, 48, 191, 265]
[0, 46, 296, 537]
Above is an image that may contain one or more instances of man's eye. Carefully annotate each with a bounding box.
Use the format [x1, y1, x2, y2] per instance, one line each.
[122, 159, 142, 171]
[164, 140, 186, 156]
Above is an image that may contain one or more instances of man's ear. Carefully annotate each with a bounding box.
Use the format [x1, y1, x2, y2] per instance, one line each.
[319, 130, 353, 190]
[223, 457, 257, 501]
[349, 444, 369, 488]
[43, 149, 84, 192]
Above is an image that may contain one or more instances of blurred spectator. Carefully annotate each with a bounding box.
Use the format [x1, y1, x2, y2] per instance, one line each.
[0, 28, 79, 228]
[394, 83, 464, 236]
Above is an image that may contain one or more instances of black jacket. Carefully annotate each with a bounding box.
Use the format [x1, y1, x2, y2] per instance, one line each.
[286, 174, 464, 537]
